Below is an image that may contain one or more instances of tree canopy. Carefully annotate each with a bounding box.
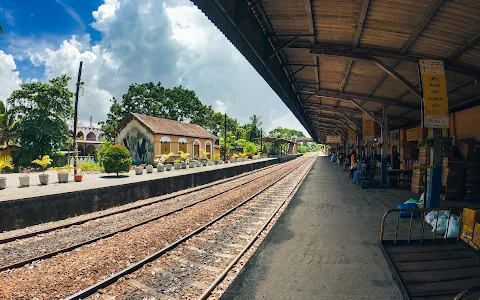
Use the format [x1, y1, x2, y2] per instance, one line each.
[269, 127, 305, 140]
[7, 75, 74, 159]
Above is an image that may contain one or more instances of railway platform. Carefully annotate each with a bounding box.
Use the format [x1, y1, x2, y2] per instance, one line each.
[0, 157, 283, 231]
[222, 156, 417, 300]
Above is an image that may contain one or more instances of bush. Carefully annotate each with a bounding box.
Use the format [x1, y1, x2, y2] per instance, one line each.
[298, 145, 308, 154]
[79, 161, 104, 173]
[98, 143, 132, 176]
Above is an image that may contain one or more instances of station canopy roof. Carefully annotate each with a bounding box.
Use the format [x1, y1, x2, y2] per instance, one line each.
[191, 0, 480, 143]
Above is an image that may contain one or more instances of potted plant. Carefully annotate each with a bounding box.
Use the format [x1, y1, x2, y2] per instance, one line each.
[173, 159, 182, 170]
[200, 149, 210, 166]
[179, 151, 190, 169]
[146, 164, 154, 173]
[0, 155, 14, 189]
[56, 165, 72, 183]
[74, 172, 83, 182]
[189, 160, 196, 168]
[156, 152, 173, 172]
[32, 155, 53, 185]
[231, 154, 238, 163]
[213, 153, 223, 164]
[135, 164, 145, 175]
[19, 166, 34, 187]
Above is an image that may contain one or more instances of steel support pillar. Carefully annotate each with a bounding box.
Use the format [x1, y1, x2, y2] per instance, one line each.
[381, 105, 389, 186]
[428, 128, 443, 208]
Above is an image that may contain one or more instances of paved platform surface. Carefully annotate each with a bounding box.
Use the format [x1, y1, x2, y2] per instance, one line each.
[0, 158, 275, 202]
[222, 155, 416, 300]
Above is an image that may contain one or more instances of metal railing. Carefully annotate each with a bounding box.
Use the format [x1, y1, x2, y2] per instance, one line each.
[380, 207, 463, 244]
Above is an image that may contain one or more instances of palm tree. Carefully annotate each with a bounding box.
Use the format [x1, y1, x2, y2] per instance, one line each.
[248, 114, 262, 141]
[0, 100, 19, 150]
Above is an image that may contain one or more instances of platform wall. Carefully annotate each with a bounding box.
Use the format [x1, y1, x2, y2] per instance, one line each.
[0, 159, 279, 231]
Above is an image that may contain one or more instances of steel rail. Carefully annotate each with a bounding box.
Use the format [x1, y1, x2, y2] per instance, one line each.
[198, 156, 316, 299]
[65, 156, 314, 300]
[0, 160, 280, 244]
[0, 158, 304, 272]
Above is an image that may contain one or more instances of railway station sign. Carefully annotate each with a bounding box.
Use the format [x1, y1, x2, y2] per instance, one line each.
[348, 129, 356, 143]
[406, 127, 419, 142]
[419, 60, 449, 128]
[326, 135, 341, 144]
[363, 113, 375, 141]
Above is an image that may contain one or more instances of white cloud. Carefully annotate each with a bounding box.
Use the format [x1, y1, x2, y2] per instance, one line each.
[0, 50, 21, 101]
[215, 100, 227, 114]
[13, 0, 308, 134]
[268, 112, 310, 137]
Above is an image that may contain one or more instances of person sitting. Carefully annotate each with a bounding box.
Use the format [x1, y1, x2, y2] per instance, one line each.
[343, 156, 350, 171]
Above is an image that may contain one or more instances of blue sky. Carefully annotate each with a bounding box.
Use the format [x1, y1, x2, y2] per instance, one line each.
[0, 0, 309, 136]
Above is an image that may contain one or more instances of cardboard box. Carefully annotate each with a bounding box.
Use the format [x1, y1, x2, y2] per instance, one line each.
[473, 223, 480, 247]
[462, 224, 473, 239]
[462, 208, 480, 228]
[441, 190, 464, 201]
[457, 138, 480, 162]
[443, 158, 466, 174]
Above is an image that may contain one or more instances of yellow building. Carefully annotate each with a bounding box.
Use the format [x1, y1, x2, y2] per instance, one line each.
[116, 113, 218, 164]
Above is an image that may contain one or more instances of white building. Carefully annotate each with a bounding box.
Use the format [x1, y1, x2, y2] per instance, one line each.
[68, 117, 104, 159]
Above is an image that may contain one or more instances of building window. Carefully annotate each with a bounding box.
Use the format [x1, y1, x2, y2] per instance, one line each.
[160, 136, 171, 154]
[205, 141, 212, 159]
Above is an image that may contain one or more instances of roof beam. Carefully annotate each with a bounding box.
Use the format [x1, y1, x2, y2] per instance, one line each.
[303, 45, 480, 78]
[366, 0, 444, 96]
[338, 0, 370, 105]
[300, 88, 420, 109]
[269, 36, 299, 59]
[370, 57, 422, 99]
[350, 99, 383, 126]
[447, 31, 480, 61]
[304, 0, 320, 95]
[288, 65, 307, 78]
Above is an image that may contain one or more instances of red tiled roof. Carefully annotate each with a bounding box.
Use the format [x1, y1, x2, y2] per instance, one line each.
[122, 113, 217, 140]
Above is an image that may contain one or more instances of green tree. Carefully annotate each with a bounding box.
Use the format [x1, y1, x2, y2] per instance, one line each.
[98, 142, 132, 176]
[247, 114, 262, 141]
[298, 144, 308, 154]
[269, 127, 305, 139]
[100, 82, 224, 142]
[8, 75, 74, 159]
[0, 100, 19, 150]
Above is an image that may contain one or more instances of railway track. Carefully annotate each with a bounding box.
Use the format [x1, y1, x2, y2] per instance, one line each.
[0, 157, 307, 273]
[66, 154, 316, 299]
[0, 161, 282, 245]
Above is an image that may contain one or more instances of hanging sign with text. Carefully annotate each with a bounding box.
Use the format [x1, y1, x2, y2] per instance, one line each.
[363, 113, 375, 141]
[406, 127, 419, 142]
[326, 135, 341, 144]
[348, 129, 356, 143]
[419, 60, 449, 128]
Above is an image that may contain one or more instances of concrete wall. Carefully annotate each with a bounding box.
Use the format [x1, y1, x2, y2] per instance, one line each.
[0, 159, 279, 231]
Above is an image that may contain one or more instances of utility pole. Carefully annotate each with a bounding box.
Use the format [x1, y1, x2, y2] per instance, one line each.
[73, 61, 83, 176]
[260, 128, 263, 155]
[224, 113, 227, 161]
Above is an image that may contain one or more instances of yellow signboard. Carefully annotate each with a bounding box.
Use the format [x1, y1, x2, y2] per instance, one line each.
[326, 135, 341, 144]
[419, 60, 449, 128]
[363, 113, 375, 141]
[348, 129, 356, 142]
[406, 127, 419, 142]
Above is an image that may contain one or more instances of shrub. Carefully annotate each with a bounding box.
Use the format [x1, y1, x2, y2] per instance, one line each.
[99, 143, 132, 176]
[32, 155, 53, 173]
[79, 161, 104, 173]
[0, 156, 14, 174]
